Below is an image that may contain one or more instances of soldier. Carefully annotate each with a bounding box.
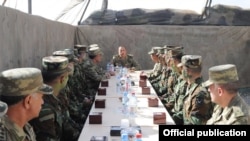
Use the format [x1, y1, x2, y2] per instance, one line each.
[0, 67, 53, 141]
[82, 46, 110, 97]
[112, 46, 140, 71]
[152, 46, 170, 96]
[146, 46, 162, 81]
[53, 49, 85, 131]
[161, 46, 186, 113]
[203, 64, 250, 125]
[150, 47, 165, 90]
[30, 56, 79, 141]
[173, 55, 213, 125]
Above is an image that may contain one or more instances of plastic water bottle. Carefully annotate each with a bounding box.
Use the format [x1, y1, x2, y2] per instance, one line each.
[127, 92, 137, 117]
[106, 62, 110, 72]
[125, 76, 131, 93]
[121, 129, 129, 141]
[116, 75, 121, 95]
[110, 63, 114, 72]
[122, 91, 128, 105]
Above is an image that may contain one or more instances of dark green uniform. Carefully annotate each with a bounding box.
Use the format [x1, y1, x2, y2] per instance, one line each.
[112, 54, 140, 70]
[181, 77, 213, 125]
[30, 95, 63, 141]
[0, 116, 36, 141]
[207, 94, 250, 125]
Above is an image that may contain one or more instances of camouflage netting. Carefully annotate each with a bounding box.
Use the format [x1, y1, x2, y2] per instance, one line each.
[81, 4, 250, 26]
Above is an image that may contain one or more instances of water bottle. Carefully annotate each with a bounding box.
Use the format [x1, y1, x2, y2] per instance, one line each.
[106, 62, 110, 72]
[122, 91, 128, 105]
[110, 63, 114, 73]
[125, 76, 131, 93]
[121, 129, 129, 141]
[116, 75, 121, 95]
[127, 92, 137, 117]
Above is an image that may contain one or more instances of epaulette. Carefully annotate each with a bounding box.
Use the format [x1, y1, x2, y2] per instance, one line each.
[128, 54, 133, 57]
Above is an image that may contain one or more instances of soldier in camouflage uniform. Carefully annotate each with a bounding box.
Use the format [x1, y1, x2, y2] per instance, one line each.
[161, 46, 184, 111]
[53, 49, 85, 131]
[0, 67, 53, 141]
[173, 55, 213, 125]
[152, 46, 172, 96]
[150, 47, 165, 94]
[203, 64, 250, 125]
[147, 46, 163, 83]
[82, 46, 110, 97]
[30, 56, 79, 141]
[112, 46, 140, 71]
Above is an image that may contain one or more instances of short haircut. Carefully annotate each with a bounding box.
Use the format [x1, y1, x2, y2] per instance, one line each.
[217, 81, 239, 94]
[0, 95, 27, 106]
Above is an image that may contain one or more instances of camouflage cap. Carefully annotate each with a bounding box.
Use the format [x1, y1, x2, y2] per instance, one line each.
[74, 44, 88, 53]
[53, 49, 78, 63]
[148, 47, 162, 55]
[156, 47, 164, 56]
[0, 68, 53, 97]
[89, 44, 99, 48]
[42, 56, 70, 74]
[177, 55, 202, 68]
[202, 64, 239, 87]
[168, 46, 184, 58]
[88, 46, 103, 56]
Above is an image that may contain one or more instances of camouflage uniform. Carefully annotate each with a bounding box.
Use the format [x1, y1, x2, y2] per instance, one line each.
[30, 56, 79, 141]
[147, 47, 162, 82]
[54, 49, 87, 127]
[161, 46, 184, 104]
[112, 54, 140, 70]
[82, 59, 106, 96]
[82, 46, 108, 97]
[30, 95, 64, 141]
[0, 68, 53, 141]
[206, 95, 250, 124]
[170, 78, 188, 125]
[173, 55, 213, 125]
[203, 64, 250, 125]
[182, 77, 212, 125]
[0, 116, 36, 141]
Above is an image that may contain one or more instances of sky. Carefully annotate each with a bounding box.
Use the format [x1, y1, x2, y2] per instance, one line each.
[0, 0, 249, 21]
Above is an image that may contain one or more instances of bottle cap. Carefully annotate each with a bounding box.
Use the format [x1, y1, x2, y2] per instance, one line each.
[136, 133, 142, 138]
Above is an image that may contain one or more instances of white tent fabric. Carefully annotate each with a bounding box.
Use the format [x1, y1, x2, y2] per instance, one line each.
[1, 0, 250, 25]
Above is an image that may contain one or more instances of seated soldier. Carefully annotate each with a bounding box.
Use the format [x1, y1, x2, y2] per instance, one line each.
[112, 46, 140, 71]
[0, 67, 53, 141]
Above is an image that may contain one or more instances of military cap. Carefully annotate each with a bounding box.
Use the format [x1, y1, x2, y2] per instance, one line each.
[156, 47, 164, 55]
[89, 44, 99, 48]
[53, 49, 78, 63]
[74, 44, 88, 53]
[0, 68, 53, 97]
[168, 46, 184, 57]
[88, 46, 103, 56]
[178, 55, 202, 68]
[42, 56, 70, 74]
[0, 101, 7, 117]
[202, 64, 239, 87]
[148, 47, 162, 55]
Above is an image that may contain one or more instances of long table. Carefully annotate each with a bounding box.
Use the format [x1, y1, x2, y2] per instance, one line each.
[78, 71, 175, 141]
